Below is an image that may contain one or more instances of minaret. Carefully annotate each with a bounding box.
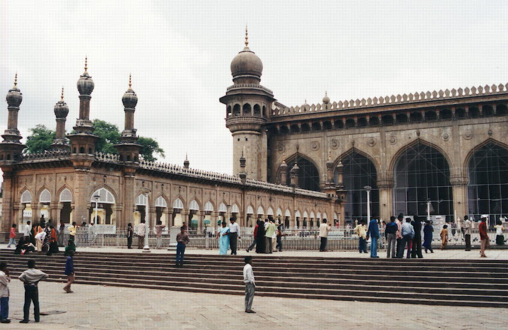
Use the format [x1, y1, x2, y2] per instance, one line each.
[0, 73, 26, 163]
[68, 57, 99, 162]
[219, 27, 275, 181]
[290, 163, 299, 188]
[184, 154, 190, 168]
[51, 88, 70, 151]
[114, 74, 141, 162]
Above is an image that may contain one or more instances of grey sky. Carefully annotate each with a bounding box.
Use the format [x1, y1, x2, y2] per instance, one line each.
[1, 0, 507, 174]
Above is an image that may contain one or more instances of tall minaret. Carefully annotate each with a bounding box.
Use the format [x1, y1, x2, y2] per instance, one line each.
[0, 73, 26, 162]
[219, 27, 275, 181]
[114, 74, 141, 162]
[68, 57, 99, 159]
[51, 88, 70, 151]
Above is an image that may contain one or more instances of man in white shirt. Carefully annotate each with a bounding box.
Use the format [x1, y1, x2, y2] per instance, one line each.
[23, 221, 31, 240]
[135, 220, 146, 249]
[243, 256, 255, 313]
[229, 218, 241, 255]
[319, 219, 331, 252]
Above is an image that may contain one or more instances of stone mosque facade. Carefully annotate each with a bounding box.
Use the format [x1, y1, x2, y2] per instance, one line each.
[1, 33, 508, 237]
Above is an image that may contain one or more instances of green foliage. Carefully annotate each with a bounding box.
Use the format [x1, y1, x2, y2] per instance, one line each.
[138, 136, 165, 162]
[92, 119, 121, 155]
[25, 125, 56, 154]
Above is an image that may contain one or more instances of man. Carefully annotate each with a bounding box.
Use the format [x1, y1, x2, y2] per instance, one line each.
[385, 216, 398, 258]
[411, 216, 423, 258]
[464, 215, 472, 251]
[395, 213, 403, 257]
[135, 220, 146, 249]
[265, 219, 276, 253]
[228, 218, 241, 255]
[176, 226, 190, 267]
[63, 250, 75, 293]
[479, 217, 488, 258]
[246, 220, 259, 253]
[319, 219, 331, 252]
[23, 221, 31, 241]
[18, 260, 48, 323]
[155, 221, 166, 249]
[243, 256, 256, 313]
[88, 222, 97, 246]
[0, 263, 11, 323]
[57, 221, 66, 247]
[68, 221, 77, 244]
[366, 218, 380, 258]
[398, 218, 415, 258]
[353, 221, 367, 253]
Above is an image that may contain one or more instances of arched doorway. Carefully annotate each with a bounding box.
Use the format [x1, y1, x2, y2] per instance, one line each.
[134, 194, 149, 225]
[336, 152, 379, 224]
[189, 200, 200, 231]
[468, 142, 508, 227]
[284, 209, 291, 228]
[204, 201, 214, 230]
[90, 188, 116, 224]
[295, 210, 301, 228]
[393, 142, 453, 221]
[286, 155, 321, 191]
[155, 196, 168, 227]
[218, 203, 227, 227]
[59, 188, 73, 224]
[246, 205, 254, 227]
[20, 190, 33, 225]
[38, 189, 51, 221]
[172, 198, 184, 227]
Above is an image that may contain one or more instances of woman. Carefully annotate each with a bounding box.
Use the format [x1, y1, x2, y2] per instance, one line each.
[440, 224, 448, 250]
[494, 220, 504, 246]
[46, 225, 59, 255]
[479, 217, 489, 257]
[423, 220, 434, 253]
[217, 221, 230, 255]
[255, 220, 266, 254]
[126, 223, 134, 249]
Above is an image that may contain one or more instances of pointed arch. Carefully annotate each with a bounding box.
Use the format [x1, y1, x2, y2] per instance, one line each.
[310, 211, 315, 219]
[267, 207, 274, 216]
[276, 208, 283, 216]
[246, 205, 254, 214]
[334, 147, 379, 172]
[91, 188, 116, 204]
[204, 201, 214, 212]
[463, 138, 508, 174]
[256, 206, 264, 215]
[218, 203, 227, 213]
[173, 198, 184, 209]
[285, 209, 291, 217]
[189, 200, 200, 211]
[21, 190, 33, 204]
[136, 194, 148, 206]
[281, 152, 321, 191]
[39, 189, 51, 203]
[303, 211, 309, 218]
[59, 188, 72, 203]
[231, 203, 240, 213]
[295, 210, 301, 218]
[323, 212, 328, 220]
[388, 138, 452, 175]
[155, 196, 168, 208]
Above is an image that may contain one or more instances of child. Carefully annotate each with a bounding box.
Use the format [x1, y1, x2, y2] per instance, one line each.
[440, 224, 449, 250]
[63, 250, 75, 293]
[7, 224, 17, 248]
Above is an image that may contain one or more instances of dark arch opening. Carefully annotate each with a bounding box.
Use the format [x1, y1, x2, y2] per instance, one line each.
[243, 103, 252, 116]
[497, 104, 508, 116]
[410, 112, 423, 122]
[483, 105, 494, 117]
[286, 155, 320, 192]
[253, 104, 260, 116]
[382, 115, 394, 125]
[425, 111, 437, 121]
[396, 113, 408, 124]
[469, 107, 480, 118]
[323, 121, 332, 130]
[280, 126, 289, 134]
[393, 142, 453, 221]
[334, 119, 344, 129]
[233, 104, 241, 116]
[345, 118, 355, 128]
[301, 123, 311, 132]
[440, 109, 453, 120]
[227, 106, 232, 117]
[369, 116, 380, 126]
[456, 108, 467, 119]
[312, 122, 321, 131]
[290, 124, 300, 133]
[357, 117, 368, 127]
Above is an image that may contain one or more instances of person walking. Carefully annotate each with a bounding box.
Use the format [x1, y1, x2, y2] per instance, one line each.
[398, 218, 415, 258]
[246, 220, 259, 253]
[243, 256, 256, 313]
[275, 224, 284, 252]
[255, 220, 266, 254]
[464, 216, 472, 251]
[68, 222, 77, 244]
[354, 221, 368, 253]
[423, 220, 434, 253]
[411, 216, 423, 258]
[176, 226, 190, 267]
[0, 263, 11, 323]
[126, 223, 134, 249]
[319, 219, 331, 252]
[63, 250, 75, 293]
[265, 219, 276, 253]
[57, 221, 66, 247]
[366, 218, 380, 258]
[385, 216, 398, 258]
[479, 217, 489, 257]
[18, 259, 48, 323]
[217, 221, 230, 255]
[23, 221, 31, 242]
[228, 218, 241, 255]
[155, 221, 166, 249]
[7, 224, 17, 248]
[135, 220, 146, 249]
[46, 225, 59, 256]
[494, 220, 504, 246]
[440, 224, 449, 250]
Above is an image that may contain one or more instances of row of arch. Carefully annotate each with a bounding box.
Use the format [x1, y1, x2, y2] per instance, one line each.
[272, 104, 508, 134]
[226, 103, 268, 118]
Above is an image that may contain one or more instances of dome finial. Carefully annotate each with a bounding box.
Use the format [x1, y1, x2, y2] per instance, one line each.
[129, 73, 132, 89]
[13, 73, 18, 89]
[245, 25, 249, 48]
[84, 56, 88, 74]
[61, 87, 64, 101]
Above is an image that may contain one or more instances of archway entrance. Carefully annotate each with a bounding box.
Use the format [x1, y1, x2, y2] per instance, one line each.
[89, 188, 116, 224]
[59, 188, 73, 224]
[155, 196, 168, 227]
[468, 142, 508, 227]
[286, 155, 321, 191]
[189, 200, 200, 231]
[172, 198, 184, 227]
[393, 142, 453, 222]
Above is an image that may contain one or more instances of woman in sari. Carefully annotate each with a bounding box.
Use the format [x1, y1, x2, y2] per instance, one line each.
[217, 221, 230, 255]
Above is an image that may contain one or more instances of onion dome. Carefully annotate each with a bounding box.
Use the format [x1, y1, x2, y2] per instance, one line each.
[77, 57, 95, 95]
[230, 27, 263, 80]
[323, 91, 330, 104]
[6, 73, 22, 107]
[54, 88, 69, 118]
[122, 74, 138, 108]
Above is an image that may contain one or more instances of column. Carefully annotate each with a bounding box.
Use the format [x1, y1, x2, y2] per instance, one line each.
[377, 177, 394, 223]
[1, 171, 14, 232]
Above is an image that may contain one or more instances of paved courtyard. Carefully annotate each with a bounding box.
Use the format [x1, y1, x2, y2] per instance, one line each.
[1, 246, 507, 329]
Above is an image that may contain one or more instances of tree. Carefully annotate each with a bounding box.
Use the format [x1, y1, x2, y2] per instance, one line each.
[25, 125, 56, 154]
[138, 136, 165, 162]
[92, 119, 121, 155]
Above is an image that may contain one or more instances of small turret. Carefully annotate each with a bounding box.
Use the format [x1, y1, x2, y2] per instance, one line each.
[52, 88, 70, 151]
[184, 154, 190, 169]
[290, 163, 299, 188]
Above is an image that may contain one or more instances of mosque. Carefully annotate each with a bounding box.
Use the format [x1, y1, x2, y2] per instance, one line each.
[1, 30, 507, 236]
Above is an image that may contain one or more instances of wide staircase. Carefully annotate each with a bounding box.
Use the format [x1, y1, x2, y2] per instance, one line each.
[1, 249, 507, 308]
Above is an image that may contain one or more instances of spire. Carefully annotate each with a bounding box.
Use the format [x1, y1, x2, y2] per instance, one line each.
[128, 73, 132, 90]
[13, 73, 18, 89]
[184, 154, 190, 168]
[61, 87, 64, 101]
[245, 25, 249, 48]
[84, 56, 88, 74]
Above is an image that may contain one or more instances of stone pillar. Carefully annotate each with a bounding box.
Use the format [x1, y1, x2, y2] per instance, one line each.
[122, 173, 136, 227]
[72, 171, 91, 225]
[451, 179, 468, 220]
[0, 171, 14, 232]
[50, 202, 58, 223]
[377, 177, 394, 224]
[279, 160, 288, 185]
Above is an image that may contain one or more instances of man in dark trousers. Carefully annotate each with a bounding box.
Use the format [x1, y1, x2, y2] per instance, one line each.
[176, 226, 190, 267]
[366, 218, 380, 258]
[18, 260, 48, 323]
[411, 216, 424, 258]
[228, 218, 241, 255]
[243, 256, 256, 313]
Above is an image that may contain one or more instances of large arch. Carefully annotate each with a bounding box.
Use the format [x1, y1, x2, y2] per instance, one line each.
[58, 188, 73, 224]
[335, 150, 379, 224]
[467, 140, 508, 227]
[283, 153, 321, 191]
[392, 140, 453, 221]
[90, 188, 116, 224]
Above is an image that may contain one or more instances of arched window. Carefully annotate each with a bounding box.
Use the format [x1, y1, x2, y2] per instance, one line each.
[189, 200, 199, 211]
[290, 124, 300, 133]
[468, 142, 508, 225]
[21, 191, 32, 204]
[440, 109, 453, 120]
[336, 152, 379, 223]
[301, 123, 311, 132]
[396, 113, 408, 123]
[155, 196, 168, 208]
[469, 107, 480, 118]
[39, 189, 51, 203]
[173, 198, 184, 210]
[334, 119, 344, 129]
[382, 115, 394, 125]
[59, 188, 72, 202]
[243, 103, 252, 116]
[345, 118, 355, 128]
[233, 104, 241, 116]
[312, 122, 321, 131]
[369, 116, 380, 126]
[253, 104, 260, 116]
[357, 118, 368, 127]
[286, 155, 321, 192]
[393, 142, 453, 221]
[456, 108, 467, 119]
[410, 112, 423, 122]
